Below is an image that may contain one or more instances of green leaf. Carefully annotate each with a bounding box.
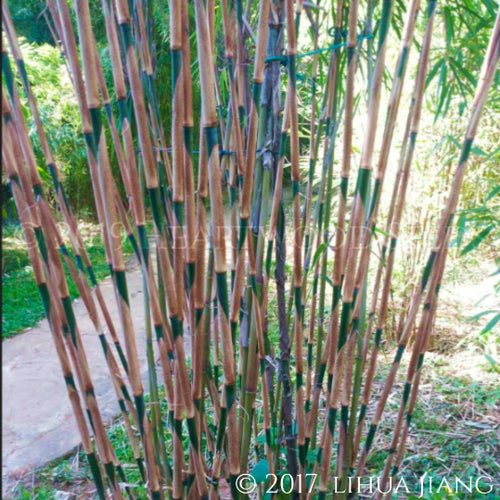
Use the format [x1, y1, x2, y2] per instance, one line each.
[320, 274, 334, 288]
[490, 266, 500, 277]
[426, 60, 444, 89]
[484, 354, 498, 368]
[37, 166, 52, 183]
[311, 242, 327, 269]
[456, 212, 467, 249]
[374, 226, 390, 238]
[469, 309, 499, 322]
[481, 313, 500, 334]
[435, 63, 448, 120]
[306, 449, 317, 463]
[447, 134, 461, 150]
[443, 7, 453, 50]
[485, 185, 500, 202]
[460, 225, 494, 255]
[250, 459, 270, 484]
[470, 146, 487, 156]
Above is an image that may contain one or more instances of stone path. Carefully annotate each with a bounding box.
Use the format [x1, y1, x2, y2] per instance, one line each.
[2, 262, 158, 494]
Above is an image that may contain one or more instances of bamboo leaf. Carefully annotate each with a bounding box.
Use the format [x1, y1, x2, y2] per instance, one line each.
[374, 226, 390, 238]
[470, 146, 487, 156]
[426, 60, 444, 89]
[484, 354, 498, 370]
[443, 7, 453, 50]
[460, 225, 494, 255]
[456, 212, 467, 249]
[469, 309, 499, 322]
[485, 185, 500, 202]
[311, 242, 327, 268]
[37, 165, 52, 183]
[434, 63, 448, 120]
[320, 273, 334, 288]
[447, 134, 461, 150]
[481, 313, 500, 334]
[250, 459, 270, 483]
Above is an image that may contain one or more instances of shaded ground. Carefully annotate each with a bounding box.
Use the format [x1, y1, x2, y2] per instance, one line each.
[2, 258, 155, 495]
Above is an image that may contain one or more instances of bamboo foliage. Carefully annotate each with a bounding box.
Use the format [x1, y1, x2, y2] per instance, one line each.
[2, 1, 499, 499]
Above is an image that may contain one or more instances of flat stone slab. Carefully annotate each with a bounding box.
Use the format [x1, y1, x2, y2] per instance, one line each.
[1, 263, 159, 494]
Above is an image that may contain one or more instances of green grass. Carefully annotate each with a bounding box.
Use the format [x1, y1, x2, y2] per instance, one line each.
[9, 451, 96, 499]
[366, 357, 500, 500]
[2, 222, 133, 339]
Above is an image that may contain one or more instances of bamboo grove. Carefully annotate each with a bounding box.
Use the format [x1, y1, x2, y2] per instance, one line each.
[2, 0, 499, 498]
